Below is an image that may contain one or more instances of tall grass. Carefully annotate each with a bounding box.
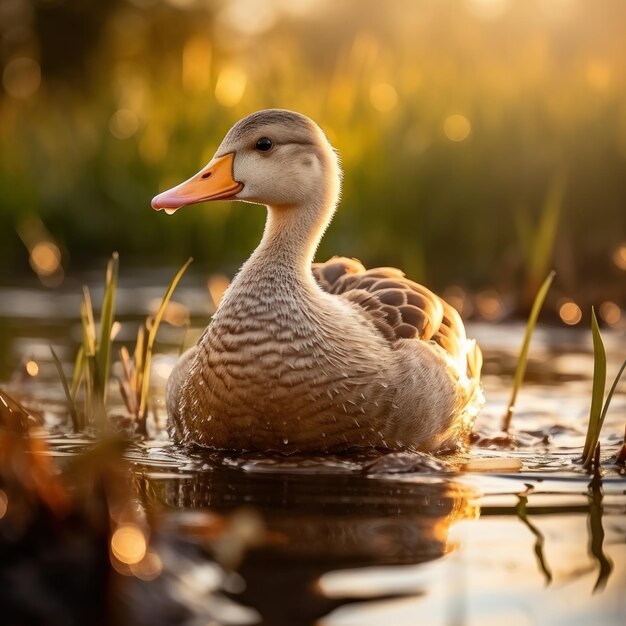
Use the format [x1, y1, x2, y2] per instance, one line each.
[118, 257, 192, 434]
[582, 308, 626, 469]
[502, 271, 555, 432]
[52, 253, 118, 430]
[49, 347, 80, 433]
[75, 253, 119, 427]
[97, 252, 119, 405]
[53, 254, 191, 436]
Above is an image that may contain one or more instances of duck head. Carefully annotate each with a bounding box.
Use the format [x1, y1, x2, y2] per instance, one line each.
[151, 109, 341, 214]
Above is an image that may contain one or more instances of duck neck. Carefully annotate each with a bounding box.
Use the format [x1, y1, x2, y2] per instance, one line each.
[242, 196, 336, 285]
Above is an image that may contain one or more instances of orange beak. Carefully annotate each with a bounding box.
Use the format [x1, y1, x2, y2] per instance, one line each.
[151, 152, 243, 214]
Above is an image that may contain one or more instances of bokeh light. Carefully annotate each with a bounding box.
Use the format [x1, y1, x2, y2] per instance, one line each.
[25, 360, 39, 377]
[369, 82, 398, 112]
[219, 0, 278, 36]
[111, 524, 147, 565]
[149, 300, 189, 326]
[558, 300, 582, 325]
[109, 109, 140, 140]
[29, 242, 61, 277]
[208, 274, 231, 310]
[182, 37, 212, 94]
[443, 286, 473, 318]
[215, 66, 247, 107]
[443, 114, 472, 142]
[613, 244, 626, 270]
[130, 549, 163, 581]
[599, 301, 622, 327]
[475, 290, 504, 320]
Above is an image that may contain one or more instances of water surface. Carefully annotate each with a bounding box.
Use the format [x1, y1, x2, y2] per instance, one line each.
[1, 277, 625, 625]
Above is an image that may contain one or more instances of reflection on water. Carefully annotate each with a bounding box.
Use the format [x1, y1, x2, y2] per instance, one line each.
[1, 278, 625, 625]
[143, 464, 475, 626]
[516, 491, 553, 585]
[588, 473, 614, 594]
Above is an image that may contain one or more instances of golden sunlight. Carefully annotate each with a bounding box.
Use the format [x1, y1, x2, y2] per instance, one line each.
[467, 0, 511, 21]
[369, 82, 398, 113]
[182, 37, 212, 94]
[215, 65, 247, 107]
[219, 0, 278, 36]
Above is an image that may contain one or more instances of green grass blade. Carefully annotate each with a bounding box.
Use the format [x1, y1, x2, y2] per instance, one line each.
[80, 289, 96, 423]
[502, 270, 555, 432]
[70, 345, 85, 399]
[133, 324, 146, 402]
[96, 252, 119, 405]
[582, 308, 607, 467]
[598, 358, 626, 428]
[81, 287, 96, 356]
[597, 357, 626, 468]
[139, 257, 193, 421]
[50, 347, 81, 433]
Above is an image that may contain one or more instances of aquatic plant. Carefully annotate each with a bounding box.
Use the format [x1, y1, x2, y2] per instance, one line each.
[51, 253, 118, 430]
[50, 347, 80, 433]
[582, 308, 626, 469]
[502, 271, 555, 432]
[80, 253, 118, 426]
[118, 257, 193, 435]
[52, 253, 191, 435]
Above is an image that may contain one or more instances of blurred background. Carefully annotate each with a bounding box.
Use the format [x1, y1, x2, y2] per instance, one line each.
[1, 0, 625, 325]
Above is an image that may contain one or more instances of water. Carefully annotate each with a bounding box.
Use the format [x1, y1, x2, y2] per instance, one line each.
[1, 276, 625, 625]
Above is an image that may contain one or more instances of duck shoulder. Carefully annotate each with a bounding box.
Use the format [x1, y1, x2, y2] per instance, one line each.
[312, 256, 469, 366]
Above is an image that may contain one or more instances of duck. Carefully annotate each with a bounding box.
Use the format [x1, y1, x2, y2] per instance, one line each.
[152, 109, 483, 453]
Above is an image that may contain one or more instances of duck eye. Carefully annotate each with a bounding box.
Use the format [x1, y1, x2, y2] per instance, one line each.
[255, 137, 273, 152]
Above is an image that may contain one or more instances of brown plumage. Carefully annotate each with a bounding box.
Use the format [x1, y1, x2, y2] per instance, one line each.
[313, 256, 482, 397]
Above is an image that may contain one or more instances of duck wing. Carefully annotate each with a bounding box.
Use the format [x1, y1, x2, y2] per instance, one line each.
[312, 256, 480, 381]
